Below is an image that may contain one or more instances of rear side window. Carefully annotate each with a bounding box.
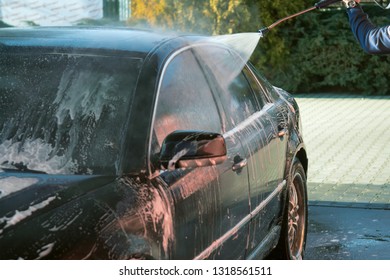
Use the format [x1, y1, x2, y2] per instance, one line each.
[224, 71, 258, 126]
[152, 49, 222, 147]
[0, 53, 140, 175]
[242, 66, 267, 108]
[248, 63, 280, 102]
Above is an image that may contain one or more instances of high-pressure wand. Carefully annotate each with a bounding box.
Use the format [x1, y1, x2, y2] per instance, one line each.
[258, 0, 342, 36]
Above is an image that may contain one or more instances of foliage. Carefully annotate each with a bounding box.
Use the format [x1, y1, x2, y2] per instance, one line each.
[129, 1, 389, 95]
[129, 0, 255, 34]
[131, 0, 170, 26]
[252, 0, 313, 67]
[269, 6, 390, 94]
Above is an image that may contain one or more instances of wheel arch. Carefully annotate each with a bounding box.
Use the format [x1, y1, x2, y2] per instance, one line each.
[295, 147, 308, 176]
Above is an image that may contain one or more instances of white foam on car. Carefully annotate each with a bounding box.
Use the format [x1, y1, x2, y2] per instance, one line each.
[0, 139, 77, 174]
[54, 68, 119, 125]
[0, 196, 56, 235]
[0, 177, 39, 199]
[35, 242, 56, 259]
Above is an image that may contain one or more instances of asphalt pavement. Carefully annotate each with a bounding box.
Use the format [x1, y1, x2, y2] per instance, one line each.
[305, 205, 390, 260]
[294, 94, 390, 260]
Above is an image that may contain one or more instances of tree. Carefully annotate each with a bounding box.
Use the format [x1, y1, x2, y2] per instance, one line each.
[252, 0, 314, 71]
[130, 0, 255, 34]
[130, 0, 390, 95]
[130, 0, 171, 26]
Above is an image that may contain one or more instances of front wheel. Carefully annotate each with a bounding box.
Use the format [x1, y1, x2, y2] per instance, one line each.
[272, 158, 308, 260]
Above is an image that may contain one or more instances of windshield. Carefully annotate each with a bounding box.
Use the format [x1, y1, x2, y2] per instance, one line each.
[0, 52, 142, 175]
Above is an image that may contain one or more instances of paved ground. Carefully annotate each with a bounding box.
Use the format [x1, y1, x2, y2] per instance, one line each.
[295, 94, 390, 209]
[294, 94, 390, 260]
[305, 205, 390, 260]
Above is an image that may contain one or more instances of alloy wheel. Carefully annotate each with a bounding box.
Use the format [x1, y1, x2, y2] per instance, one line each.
[287, 171, 306, 260]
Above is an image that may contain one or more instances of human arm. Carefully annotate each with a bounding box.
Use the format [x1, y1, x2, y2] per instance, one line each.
[343, 1, 390, 54]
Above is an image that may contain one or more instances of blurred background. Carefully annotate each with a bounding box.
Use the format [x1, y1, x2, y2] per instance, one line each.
[0, 0, 389, 95]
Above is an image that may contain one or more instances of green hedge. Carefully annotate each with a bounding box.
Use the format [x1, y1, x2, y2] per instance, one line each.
[255, 6, 390, 95]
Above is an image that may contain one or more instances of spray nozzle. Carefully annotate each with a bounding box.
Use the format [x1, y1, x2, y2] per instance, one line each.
[258, 27, 269, 37]
[314, 0, 342, 9]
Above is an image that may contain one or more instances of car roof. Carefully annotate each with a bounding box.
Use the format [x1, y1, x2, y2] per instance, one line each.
[0, 26, 203, 57]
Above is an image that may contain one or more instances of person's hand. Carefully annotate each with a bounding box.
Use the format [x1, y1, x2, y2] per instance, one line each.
[342, 0, 360, 3]
[342, 0, 360, 7]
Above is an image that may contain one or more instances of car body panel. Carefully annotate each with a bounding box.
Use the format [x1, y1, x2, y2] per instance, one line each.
[0, 27, 307, 259]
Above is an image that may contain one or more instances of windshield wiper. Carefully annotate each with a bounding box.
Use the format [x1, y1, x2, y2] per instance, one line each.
[0, 161, 47, 174]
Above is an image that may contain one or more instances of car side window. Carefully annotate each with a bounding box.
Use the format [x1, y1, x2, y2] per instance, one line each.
[248, 63, 280, 103]
[195, 46, 260, 129]
[225, 71, 258, 126]
[242, 66, 267, 108]
[152, 49, 222, 148]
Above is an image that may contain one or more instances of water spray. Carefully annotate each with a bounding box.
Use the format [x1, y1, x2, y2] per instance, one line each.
[258, 0, 342, 36]
[209, 0, 342, 81]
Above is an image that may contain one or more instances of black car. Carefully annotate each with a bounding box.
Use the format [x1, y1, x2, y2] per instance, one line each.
[0, 27, 308, 260]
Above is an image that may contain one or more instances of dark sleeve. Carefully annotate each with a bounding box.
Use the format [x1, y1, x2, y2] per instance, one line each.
[347, 5, 390, 54]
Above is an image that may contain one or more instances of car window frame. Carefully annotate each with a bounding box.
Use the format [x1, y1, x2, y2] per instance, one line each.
[188, 44, 263, 125]
[146, 42, 281, 176]
[246, 62, 278, 104]
[147, 44, 225, 176]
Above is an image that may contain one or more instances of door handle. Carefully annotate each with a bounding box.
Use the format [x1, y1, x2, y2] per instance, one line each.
[232, 158, 248, 172]
[278, 128, 287, 137]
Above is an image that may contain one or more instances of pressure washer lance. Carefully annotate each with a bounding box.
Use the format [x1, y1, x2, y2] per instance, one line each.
[258, 0, 342, 36]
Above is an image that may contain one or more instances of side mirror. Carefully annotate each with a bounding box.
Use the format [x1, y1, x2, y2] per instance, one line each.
[159, 130, 227, 170]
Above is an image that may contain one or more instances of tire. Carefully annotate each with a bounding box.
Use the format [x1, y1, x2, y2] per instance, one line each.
[271, 158, 308, 260]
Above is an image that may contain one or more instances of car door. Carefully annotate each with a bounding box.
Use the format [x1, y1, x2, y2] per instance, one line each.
[242, 66, 289, 257]
[149, 47, 251, 259]
[195, 45, 288, 257]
